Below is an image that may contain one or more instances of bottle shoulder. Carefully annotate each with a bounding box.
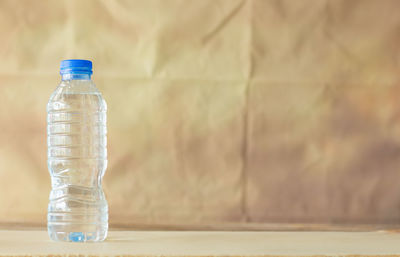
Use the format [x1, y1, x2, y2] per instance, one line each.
[47, 80, 106, 112]
[58, 80, 99, 93]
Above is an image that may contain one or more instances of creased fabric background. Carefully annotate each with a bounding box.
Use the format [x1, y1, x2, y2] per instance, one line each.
[0, 0, 399, 227]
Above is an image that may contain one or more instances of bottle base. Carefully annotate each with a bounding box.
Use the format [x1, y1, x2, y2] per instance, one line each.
[48, 229, 107, 242]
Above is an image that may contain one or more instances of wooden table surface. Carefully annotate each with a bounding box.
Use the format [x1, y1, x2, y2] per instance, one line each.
[0, 230, 400, 256]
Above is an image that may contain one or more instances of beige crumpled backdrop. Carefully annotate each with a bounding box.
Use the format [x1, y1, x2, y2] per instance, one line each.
[0, 0, 399, 228]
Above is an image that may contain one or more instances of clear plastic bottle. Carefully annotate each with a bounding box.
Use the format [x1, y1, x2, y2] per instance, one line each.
[47, 59, 108, 242]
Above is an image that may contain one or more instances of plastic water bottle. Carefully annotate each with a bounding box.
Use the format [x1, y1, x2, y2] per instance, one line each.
[47, 59, 108, 242]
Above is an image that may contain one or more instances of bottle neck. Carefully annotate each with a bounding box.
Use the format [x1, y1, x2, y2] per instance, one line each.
[61, 73, 92, 80]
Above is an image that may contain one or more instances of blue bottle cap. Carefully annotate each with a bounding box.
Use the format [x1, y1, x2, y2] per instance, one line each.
[60, 59, 93, 75]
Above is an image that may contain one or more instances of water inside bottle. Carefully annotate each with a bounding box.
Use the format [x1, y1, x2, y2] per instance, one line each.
[47, 93, 108, 242]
